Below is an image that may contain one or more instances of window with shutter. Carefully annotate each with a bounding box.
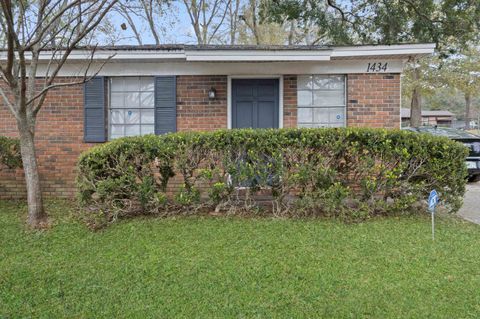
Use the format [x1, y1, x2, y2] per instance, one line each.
[85, 76, 177, 141]
[109, 77, 155, 139]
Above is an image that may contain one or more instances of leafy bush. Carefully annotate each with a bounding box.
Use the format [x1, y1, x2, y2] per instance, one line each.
[77, 128, 468, 227]
[0, 136, 22, 170]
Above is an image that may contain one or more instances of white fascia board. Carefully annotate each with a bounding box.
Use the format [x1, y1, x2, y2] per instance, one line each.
[185, 50, 332, 61]
[331, 43, 435, 57]
[66, 50, 185, 60]
[0, 49, 186, 61]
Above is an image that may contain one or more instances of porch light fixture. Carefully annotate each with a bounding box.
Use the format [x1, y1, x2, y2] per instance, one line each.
[208, 87, 216, 100]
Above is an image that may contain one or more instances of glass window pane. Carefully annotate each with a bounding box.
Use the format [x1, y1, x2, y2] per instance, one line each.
[141, 110, 155, 124]
[313, 108, 329, 123]
[125, 92, 140, 107]
[125, 125, 140, 136]
[297, 90, 312, 106]
[140, 92, 154, 108]
[110, 110, 124, 124]
[313, 90, 345, 106]
[297, 76, 313, 90]
[298, 123, 313, 128]
[140, 77, 154, 91]
[109, 77, 157, 139]
[124, 77, 140, 91]
[110, 78, 124, 92]
[329, 108, 345, 123]
[111, 93, 124, 108]
[111, 125, 124, 135]
[297, 75, 346, 128]
[125, 110, 140, 124]
[313, 75, 345, 90]
[298, 108, 313, 123]
[141, 125, 155, 135]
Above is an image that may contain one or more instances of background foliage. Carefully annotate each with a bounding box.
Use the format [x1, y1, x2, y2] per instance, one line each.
[0, 136, 22, 170]
[77, 128, 468, 228]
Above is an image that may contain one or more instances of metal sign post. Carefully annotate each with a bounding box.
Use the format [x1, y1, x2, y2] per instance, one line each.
[428, 190, 439, 241]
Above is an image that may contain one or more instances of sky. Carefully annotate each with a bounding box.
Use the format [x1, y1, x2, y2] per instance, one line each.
[106, 2, 218, 45]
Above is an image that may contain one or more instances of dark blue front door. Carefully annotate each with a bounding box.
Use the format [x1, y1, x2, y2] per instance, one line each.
[232, 79, 279, 129]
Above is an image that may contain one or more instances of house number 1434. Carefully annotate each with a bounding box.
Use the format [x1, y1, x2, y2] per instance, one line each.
[366, 62, 388, 72]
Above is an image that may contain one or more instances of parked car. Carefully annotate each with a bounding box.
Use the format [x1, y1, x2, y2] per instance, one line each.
[405, 126, 480, 183]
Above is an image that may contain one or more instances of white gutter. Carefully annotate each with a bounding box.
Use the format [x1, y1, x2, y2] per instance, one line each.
[0, 49, 186, 61]
[331, 43, 436, 58]
[185, 50, 332, 61]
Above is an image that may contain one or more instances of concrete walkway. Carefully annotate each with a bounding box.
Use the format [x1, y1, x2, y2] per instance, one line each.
[458, 182, 480, 224]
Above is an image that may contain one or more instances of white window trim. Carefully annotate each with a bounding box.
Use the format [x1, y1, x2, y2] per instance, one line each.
[297, 74, 347, 128]
[227, 75, 284, 129]
[107, 76, 155, 140]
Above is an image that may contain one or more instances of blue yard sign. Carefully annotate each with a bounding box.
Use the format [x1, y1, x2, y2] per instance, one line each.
[428, 189, 439, 240]
[428, 189, 439, 212]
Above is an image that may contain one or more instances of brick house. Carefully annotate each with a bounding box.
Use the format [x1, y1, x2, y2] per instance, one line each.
[0, 43, 435, 198]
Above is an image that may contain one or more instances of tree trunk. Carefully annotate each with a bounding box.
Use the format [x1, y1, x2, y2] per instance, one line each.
[465, 93, 472, 130]
[410, 66, 422, 128]
[17, 118, 46, 227]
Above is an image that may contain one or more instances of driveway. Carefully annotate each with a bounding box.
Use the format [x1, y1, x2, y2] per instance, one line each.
[458, 182, 480, 224]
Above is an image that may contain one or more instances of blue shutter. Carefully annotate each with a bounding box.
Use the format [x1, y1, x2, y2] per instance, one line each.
[155, 76, 176, 134]
[83, 77, 106, 142]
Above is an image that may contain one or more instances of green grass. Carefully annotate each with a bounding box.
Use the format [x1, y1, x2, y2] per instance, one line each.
[1, 201, 480, 318]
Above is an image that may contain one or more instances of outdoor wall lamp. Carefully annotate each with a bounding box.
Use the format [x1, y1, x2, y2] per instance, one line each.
[208, 87, 216, 100]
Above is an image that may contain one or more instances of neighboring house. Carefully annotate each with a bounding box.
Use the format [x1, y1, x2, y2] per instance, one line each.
[0, 43, 435, 198]
[401, 108, 455, 127]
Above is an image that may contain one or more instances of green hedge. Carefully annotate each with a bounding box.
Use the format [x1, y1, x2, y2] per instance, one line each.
[77, 128, 468, 227]
[0, 136, 22, 170]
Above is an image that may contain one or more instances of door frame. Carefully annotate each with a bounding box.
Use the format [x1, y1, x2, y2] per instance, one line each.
[227, 75, 284, 129]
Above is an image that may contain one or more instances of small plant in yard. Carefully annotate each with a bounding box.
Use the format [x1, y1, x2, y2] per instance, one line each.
[77, 128, 469, 228]
[0, 136, 22, 170]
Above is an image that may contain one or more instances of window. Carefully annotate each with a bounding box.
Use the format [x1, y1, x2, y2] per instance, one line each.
[297, 75, 346, 128]
[109, 77, 155, 139]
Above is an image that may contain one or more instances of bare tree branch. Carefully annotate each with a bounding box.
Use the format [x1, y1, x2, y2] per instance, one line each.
[0, 0, 119, 227]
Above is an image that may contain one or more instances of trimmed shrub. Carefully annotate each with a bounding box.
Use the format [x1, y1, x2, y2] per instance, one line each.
[77, 128, 468, 227]
[0, 136, 22, 170]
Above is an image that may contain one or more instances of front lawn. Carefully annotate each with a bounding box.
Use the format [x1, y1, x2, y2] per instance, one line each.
[1, 200, 480, 318]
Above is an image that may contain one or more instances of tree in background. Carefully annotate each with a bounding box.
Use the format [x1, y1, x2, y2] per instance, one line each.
[0, 0, 117, 228]
[401, 56, 445, 126]
[236, 0, 291, 45]
[264, 0, 480, 127]
[182, 0, 231, 44]
[440, 48, 480, 129]
[114, 0, 172, 45]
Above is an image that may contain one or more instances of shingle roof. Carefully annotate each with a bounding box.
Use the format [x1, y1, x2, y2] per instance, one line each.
[67, 43, 429, 51]
[67, 44, 329, 51]
[401, 108, 455, 118]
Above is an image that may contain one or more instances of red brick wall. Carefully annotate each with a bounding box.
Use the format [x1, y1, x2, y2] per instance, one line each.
[177, 75, 228, 131]
[0, 80, 94, 199]
[347, 73, 401, 128]
[283, 75, 297, 128]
